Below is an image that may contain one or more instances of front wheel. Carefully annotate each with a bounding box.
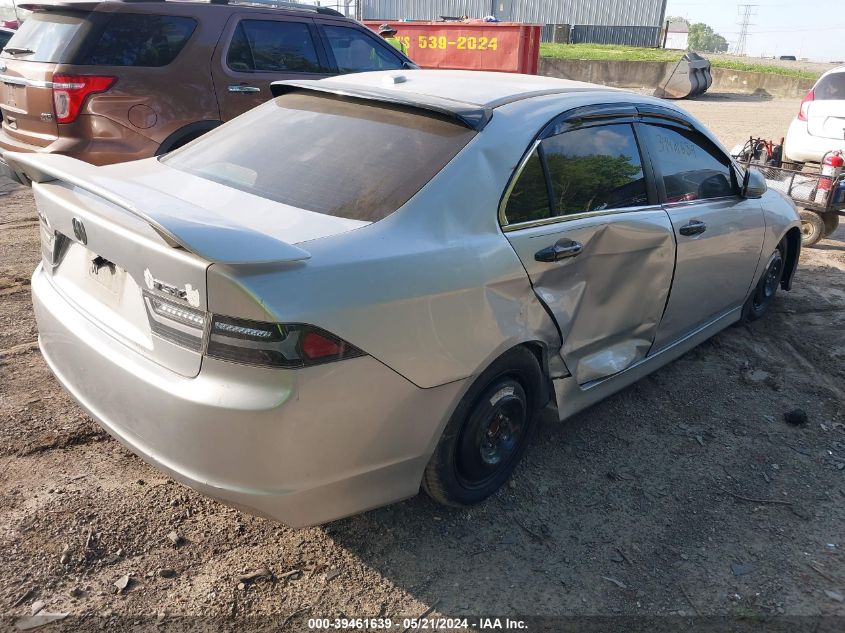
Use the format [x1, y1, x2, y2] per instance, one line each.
[742, 243, 785, 322]
[799, 209, 826, 247]
[422, 347, 543, 507]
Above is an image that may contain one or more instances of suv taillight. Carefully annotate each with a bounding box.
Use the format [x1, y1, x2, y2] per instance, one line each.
[52, 74, 115, 124]
[797, 88, 814, 122]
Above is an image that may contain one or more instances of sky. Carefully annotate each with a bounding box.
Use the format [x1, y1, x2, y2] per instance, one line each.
[665, 0, 844, 62]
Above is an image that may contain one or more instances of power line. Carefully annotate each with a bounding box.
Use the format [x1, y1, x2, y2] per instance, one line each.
[735, 3, 758, 55]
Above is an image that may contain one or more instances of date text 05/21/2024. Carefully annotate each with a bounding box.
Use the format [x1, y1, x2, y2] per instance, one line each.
[307, 617, 528, 630]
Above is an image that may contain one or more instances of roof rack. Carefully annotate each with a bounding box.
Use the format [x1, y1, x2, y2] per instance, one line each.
[207, 0, 344, 15]
[19, 0, 344, 16]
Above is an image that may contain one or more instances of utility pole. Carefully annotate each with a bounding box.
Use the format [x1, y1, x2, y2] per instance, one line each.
[735, 4, 757, 56]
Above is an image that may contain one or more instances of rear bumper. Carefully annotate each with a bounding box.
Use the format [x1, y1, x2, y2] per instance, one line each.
[0, 115, 159, 166]
[784, 119, 845, 164]
[32, 264, 465, 526]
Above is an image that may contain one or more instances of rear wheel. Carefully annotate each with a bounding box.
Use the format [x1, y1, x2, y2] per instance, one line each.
[822, 212, 840, 238]
[799, 209, 825, 247]
[742, 243, 785, 322]
[422, 347, 543, 507]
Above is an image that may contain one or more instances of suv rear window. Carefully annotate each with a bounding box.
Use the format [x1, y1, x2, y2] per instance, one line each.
[0, 11, 195, 66]
[227, 20, 320, 73]
[815, 72, 845, 100]
[0, 11, 88, 63]
[162, 92, 476, 222]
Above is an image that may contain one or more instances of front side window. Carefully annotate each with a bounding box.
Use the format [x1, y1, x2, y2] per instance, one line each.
[642, 124, 736, 202]
[227, 20, 321, 73]
[76, 14, 196, 67]
[321, 25, 402, 73]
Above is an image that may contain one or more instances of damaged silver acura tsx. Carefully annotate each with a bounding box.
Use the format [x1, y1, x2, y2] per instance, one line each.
[4, 70, 801, 527]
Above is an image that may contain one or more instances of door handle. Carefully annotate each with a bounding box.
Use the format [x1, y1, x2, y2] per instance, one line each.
[228, 84, 261, 93]
[679, 220, 707, 236]
[535, 238, 583, 262]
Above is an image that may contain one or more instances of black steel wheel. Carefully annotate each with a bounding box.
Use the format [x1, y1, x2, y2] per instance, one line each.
[742, 244, 785, 322]
[423, 347, 544, 506]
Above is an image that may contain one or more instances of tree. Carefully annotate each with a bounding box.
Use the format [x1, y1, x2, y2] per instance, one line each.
[688, 22, 729, 53]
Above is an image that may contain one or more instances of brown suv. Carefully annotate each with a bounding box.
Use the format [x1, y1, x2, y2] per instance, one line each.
[0, 0, 413, 166]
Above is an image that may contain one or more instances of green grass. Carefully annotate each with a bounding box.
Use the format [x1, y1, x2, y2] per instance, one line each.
[707, 59, 816, 79]
[540, 43, 819, 79]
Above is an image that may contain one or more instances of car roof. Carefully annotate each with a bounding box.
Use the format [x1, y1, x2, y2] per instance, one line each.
[273, 70, 620, 131]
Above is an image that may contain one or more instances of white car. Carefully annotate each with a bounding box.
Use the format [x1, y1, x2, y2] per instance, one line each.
[784, 66, 845, 165]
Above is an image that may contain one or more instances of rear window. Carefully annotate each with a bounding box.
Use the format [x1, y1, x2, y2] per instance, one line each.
[0, 11, 195, 66]
[162, 92, 476, 222]
[0, 11, 88, 62]
[815, 72, 845, 100]
[227, 20, 320, 73]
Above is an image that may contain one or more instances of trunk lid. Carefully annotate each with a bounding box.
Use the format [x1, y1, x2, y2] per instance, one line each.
[0, 9, 91, 145]
[807, 100, 845, 141]
[5, 152, 369, 376]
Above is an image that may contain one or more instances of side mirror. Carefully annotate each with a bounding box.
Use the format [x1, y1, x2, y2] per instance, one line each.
[742, 167, 767, 198]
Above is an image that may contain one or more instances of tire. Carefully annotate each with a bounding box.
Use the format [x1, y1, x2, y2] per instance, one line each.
[799, 209, 825, 247]
[742, 242, 785, 322]
[822, 212, 840, 238]
[422, 347, 544, 507]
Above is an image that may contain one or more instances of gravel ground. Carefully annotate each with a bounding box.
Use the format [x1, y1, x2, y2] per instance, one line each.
[1, 94, 844, 632]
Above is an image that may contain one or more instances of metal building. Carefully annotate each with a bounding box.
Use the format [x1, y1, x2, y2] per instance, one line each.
[358, 0, 669, 46]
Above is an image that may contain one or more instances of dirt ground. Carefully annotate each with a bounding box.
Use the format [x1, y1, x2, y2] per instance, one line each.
[1, 94, 844, 632]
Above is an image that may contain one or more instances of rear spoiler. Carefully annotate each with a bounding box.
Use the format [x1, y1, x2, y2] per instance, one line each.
[2, 152, 311, 265]
[271, 79, 493, 131]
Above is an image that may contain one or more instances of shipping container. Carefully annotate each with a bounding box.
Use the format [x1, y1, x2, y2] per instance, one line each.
[364, 21, 541, 74]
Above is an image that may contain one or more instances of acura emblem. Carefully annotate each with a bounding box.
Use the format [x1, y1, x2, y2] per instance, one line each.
[71, 217, 87, 245]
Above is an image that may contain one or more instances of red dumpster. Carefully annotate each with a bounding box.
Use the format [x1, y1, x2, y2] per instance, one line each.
[364, 21, 541, 74]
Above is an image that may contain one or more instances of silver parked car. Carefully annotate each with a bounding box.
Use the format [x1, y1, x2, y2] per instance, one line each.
[5, 71, 800, 527]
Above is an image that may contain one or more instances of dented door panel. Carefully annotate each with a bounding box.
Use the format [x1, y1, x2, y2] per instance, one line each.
[504, 208, 675, 384]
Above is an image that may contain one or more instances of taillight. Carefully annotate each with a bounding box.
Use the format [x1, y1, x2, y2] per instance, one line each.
[206, 315, 365, 368]
[797, 88, 814, 122]
[52, 74, 115, 124]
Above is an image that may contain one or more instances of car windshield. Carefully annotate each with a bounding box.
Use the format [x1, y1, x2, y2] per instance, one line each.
[0, 10, 89, 61]
[162, 92, 477, 222]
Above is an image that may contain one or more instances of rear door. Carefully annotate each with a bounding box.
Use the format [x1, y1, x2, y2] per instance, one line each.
[639, 117, 765, 351]
[807, 71, 845, 141]
[0, 9, 90, 146]
[502, 113, 676, 385]
[211, 13, 329, 120]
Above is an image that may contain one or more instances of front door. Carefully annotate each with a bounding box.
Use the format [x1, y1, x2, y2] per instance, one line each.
[502, 120, 676, 384]
[639, 121, 765, 350]
[211, 14, 330, 121]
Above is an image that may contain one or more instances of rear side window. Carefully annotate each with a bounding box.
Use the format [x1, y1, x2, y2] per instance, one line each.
[227, 20, 321, 73]
[815, 72, 845, 100]
[76, 14, 196, 67]
[0, 11, 88, 62]
[162, 92, 476, 222]
[642, 124, 736, 202]
[322, 25, 402, 73]
[504, 150, 551, 224]
[543, 124, 648, 215]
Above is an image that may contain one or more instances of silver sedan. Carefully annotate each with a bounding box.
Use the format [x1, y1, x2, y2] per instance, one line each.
[4, 70, 801, 527]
